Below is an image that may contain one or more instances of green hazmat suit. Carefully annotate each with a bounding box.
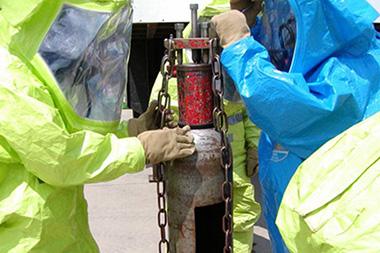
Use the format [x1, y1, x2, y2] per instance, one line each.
[150, 1, 261, 252]
[0, 0, 146, 252]
[277, 111, 380, 252]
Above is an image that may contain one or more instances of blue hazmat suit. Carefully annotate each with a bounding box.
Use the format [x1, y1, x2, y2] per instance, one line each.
[221, 0, 380, 252]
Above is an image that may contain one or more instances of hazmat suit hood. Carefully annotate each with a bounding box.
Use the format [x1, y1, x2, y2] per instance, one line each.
[287, 0, 378, 75]
[255, 0, 379, 74]
[0, 0, 133, 133]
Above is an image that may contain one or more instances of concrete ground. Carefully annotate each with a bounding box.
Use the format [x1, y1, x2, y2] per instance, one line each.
[84, 170, 271, 253]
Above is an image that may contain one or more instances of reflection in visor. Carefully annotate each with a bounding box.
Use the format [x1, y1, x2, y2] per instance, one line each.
[257, 0, 296, 71]
[39, 4, 133, 121]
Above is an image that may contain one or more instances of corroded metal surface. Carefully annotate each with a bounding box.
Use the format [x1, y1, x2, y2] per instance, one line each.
[164, 38, 210, 49]
[177, 64, 214, 128]
[167, 129, 224, 253]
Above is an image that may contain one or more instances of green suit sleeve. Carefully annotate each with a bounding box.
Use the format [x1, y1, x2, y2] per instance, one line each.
[0, 85, 146, 187]
[243, 108, 260, 150]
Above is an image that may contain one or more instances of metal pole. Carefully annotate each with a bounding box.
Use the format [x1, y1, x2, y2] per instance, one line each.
[190, 4, 199, 38]
[190, 4, 200, 63]
[200, 22, 209, 63]
[175, 23, 185, 65]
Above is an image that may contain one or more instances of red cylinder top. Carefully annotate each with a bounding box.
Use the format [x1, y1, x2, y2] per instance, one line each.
[177, 64, 214, 128]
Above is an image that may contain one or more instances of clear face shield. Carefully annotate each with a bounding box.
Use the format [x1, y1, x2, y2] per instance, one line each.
[39, 4, 132, 121]
[257, 0, 296, 71]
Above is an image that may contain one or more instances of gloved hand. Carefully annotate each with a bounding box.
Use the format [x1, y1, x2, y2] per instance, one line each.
[128, 100, 177, 137]
[137, 125, 195, 164]
[210, 10, 250, 48]
[245, 147, 258, 177]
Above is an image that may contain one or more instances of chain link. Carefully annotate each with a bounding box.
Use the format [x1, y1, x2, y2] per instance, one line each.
[210, 38, 234, 253]
[155, 163, 169, 253]
[153, 39, 174, 253]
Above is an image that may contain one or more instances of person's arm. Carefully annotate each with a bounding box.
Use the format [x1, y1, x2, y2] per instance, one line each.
[243, 108, 260, 150]
[243, 108, 260, 176]
[0, 85, 146, 187]
[222, 36, 367, 158]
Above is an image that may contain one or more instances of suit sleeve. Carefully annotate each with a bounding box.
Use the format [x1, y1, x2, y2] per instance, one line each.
[221, 36, 368, 158]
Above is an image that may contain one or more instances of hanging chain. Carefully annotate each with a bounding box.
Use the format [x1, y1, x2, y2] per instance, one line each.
[154, 162, 169, 253]
[210, 39, 234, 253]
[153, 38, 174, 253]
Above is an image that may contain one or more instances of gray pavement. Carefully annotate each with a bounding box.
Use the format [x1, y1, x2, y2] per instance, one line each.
[85, 169, 159, 253]
[85, 169, 271, 253]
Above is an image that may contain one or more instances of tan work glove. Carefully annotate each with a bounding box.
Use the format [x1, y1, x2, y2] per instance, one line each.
[210, 10, 251, 48]
[246, 147, 259, 177]
[128, 100, 177, 137]
[137, 126, 195, 164]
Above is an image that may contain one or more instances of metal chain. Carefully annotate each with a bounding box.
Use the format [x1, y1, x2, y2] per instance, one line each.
[210, 39, 234, 253]
[153, 38, 174, 253]
[153, 162, 169, 253]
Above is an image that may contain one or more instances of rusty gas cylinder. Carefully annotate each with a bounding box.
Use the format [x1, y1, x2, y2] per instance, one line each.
[177, 64, 214, 128]
[167, 129, 224, 253]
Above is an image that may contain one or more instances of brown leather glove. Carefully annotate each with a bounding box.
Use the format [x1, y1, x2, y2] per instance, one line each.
[128, 100, 177, 137]
[210, 10, 251, 48]
[137, 126, 195, 164]
[246, 147, 258, 177]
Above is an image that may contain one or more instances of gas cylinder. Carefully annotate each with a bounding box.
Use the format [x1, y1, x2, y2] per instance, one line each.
[167, 129, 224, 253]
[167, 64, 225, 252]
[165, 5, 226, 252]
